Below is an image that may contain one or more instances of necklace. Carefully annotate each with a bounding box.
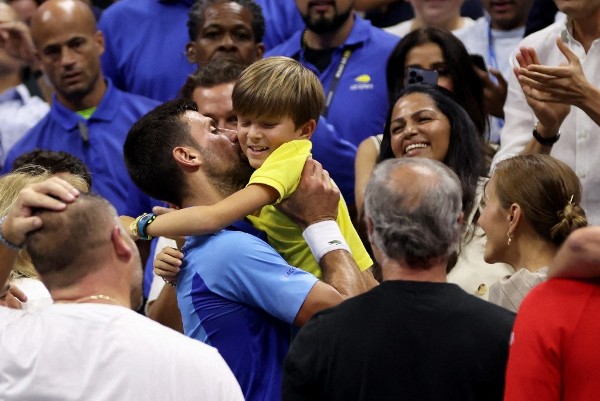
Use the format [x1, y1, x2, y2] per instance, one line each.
[75, 294, 120, 304]
[54, 294, 122, 306]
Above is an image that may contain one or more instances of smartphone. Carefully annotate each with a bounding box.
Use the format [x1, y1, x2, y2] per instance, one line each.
[406, 67, 439, 86]
[470, 54, 488, 72]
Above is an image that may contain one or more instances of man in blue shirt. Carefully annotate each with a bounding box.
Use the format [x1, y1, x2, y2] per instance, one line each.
[2, 0, 159, 218]
[99, 0, 304, 102]
[124, 98, 376, 401]
[267, 0, 399, 147]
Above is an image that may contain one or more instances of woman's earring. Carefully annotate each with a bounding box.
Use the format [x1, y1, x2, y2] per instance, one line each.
[506, 231, 513, 246]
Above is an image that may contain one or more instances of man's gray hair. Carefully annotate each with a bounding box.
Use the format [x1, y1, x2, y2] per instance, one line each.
[364, 158, 463, 267]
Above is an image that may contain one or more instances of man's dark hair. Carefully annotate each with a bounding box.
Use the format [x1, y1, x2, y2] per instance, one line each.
[179, 59, 247, 100]
[12, 149, 93, 189]
[124, 99, 199, 207]
[187, 0, 265, 43]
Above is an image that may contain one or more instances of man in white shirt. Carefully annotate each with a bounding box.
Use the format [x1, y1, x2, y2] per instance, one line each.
[458, 0, 534, 143]
[0, 178, 244, 400]
[494, 0, 600, 224]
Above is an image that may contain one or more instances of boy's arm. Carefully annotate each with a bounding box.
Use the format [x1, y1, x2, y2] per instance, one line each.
[146, 184, 278, 238]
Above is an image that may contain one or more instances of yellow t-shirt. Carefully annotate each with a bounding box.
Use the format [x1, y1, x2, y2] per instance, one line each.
[247, 139, 372, 278]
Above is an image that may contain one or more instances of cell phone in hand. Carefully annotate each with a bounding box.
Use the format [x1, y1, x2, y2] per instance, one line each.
[406, 67, 439, 86]
[470, 54, 488, 72]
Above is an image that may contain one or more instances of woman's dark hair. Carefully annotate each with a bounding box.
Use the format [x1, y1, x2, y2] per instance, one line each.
[386, 27, 488, 140]
[378, 84, 485, 216]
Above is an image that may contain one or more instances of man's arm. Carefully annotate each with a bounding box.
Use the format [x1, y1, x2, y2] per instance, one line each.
[278, 159, 377, 326]
[548, 227, 600, 279]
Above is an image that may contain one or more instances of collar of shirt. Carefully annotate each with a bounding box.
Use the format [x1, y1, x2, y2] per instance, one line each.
[286, 13, 372, 58]
[158, 0, 195, 6]
[49, 78, 122, 131]
[0, 85, 25, 104]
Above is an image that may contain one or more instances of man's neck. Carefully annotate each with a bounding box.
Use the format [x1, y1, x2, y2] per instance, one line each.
[58, 77, 107, 111]
[304, 13, 355, 50]
[571, 11, 600, 52]
[380, 256, 447, 283]
[490, 19, 526, 31]
[413, 14, 463, 32]
[0, 71, 21, 94]
[47, 267, 132, 309]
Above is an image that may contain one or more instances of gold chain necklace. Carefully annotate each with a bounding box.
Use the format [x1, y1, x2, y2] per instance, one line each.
[55, 294, 122, 306]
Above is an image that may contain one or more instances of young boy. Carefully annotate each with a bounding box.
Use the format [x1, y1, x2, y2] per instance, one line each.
[131, 57, 372, 277]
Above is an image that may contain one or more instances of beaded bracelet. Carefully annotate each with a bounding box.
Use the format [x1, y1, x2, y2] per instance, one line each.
[0, 215, 24, 251]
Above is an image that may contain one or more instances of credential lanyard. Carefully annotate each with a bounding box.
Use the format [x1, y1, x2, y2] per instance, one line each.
[322, 48, 352, 118]
[487, 24, 499, 72]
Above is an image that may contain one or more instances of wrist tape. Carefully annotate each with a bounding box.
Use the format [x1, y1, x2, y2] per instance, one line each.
[302, 220, 351, 263]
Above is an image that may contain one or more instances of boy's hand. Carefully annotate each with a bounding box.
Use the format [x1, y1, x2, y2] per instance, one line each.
[154, 247, 183, 283]
[277, 158, 340, 230]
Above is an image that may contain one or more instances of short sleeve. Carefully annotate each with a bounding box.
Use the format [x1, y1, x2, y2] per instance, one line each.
[247, 140, 311, 203]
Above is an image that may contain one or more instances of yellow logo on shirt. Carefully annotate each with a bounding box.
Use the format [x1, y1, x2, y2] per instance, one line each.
[350, 74, 374, 91]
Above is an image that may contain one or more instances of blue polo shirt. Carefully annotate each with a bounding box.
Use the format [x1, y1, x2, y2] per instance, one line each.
[99, 0, 304, 101]
[312, 117, 357, 204]
[266, 14, 399, 147]
[2, 80, 161, 217]
[99, 0, 195, 102]
[178, 220, 318, 401]
[258, 0, 305, 50]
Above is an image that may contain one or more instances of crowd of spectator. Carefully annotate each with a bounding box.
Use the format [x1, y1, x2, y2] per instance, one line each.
[1, 0, 599, 399]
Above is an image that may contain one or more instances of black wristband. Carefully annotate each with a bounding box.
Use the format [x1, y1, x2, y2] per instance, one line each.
[533, 126, 560, 146]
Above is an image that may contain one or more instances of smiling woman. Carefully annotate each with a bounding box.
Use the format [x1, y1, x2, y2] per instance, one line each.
[369, 84, 514, 297]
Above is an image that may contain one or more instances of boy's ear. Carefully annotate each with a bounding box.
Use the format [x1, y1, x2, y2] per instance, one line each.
[173, 146, 202, 169]
[300, 119, 317, 140]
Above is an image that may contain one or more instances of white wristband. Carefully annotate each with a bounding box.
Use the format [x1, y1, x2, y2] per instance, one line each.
[302, 220, 351, 263]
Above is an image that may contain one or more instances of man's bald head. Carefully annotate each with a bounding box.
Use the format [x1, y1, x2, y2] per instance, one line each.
[26, 193, 139, 289]
[30, 0, 104, 109]
[31, 0, 97, 45]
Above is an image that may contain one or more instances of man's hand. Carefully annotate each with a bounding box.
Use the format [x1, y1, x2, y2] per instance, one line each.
[277, 158, 340, 229]
[0, 283, 27, 309]
[475, 66, 508, 119]
[513, 41, 573, 136]
[0, 20, 36, 66]
[2, 177, 80, 247]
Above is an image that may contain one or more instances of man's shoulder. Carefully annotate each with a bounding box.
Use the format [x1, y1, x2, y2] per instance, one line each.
[265, 31, 303, 57]
[99, 0, 164, 25]
[519, 20, 564, 49]
[184, 228, 282, 269]
[111, 86, 161, 110]
[358, 17, 400, 49]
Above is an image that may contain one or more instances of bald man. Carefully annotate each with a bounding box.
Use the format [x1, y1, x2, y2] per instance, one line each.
[1, 0, 160, 218]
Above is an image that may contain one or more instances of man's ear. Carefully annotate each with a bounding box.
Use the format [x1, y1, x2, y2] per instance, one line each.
[186, 42, 197, 63]
[255, 43, 265, 60]
[173, 146, 202, 169]
[299, 119, 317, 140]
[112, 226, 133, 262]
[95, 30, 105, 56]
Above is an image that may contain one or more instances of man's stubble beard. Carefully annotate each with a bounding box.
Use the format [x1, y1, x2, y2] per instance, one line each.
[301, 6, 352, 34]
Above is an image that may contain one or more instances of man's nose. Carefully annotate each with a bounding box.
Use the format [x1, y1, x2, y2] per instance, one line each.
[60, 46, 77, 66]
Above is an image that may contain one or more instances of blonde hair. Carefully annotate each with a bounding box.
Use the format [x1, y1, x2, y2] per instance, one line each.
[232, 56, 325, 128]
[0, 167, 89, 280]
[494, 155, 587, 245]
